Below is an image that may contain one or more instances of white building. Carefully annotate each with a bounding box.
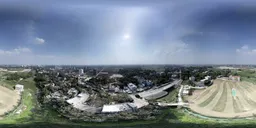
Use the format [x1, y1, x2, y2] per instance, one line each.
[128, 83, 137, 92]
[79, 69, 84, 75]
[15, 84, 24, 92]
[189, 76, 195, 81]
[229, 75, 240, 82]
[182, 89, 190, 95]
[101, 103, 137, 113]
[200, 76, 211, 82]
[68, 88, 78, 96]
[110, 74, 123, 79]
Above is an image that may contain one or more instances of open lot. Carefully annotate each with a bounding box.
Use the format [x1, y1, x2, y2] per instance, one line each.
[0, 86, 20, 116]
[187, 79, 256, 118]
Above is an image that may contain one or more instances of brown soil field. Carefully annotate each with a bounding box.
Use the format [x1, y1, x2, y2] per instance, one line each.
[187, 79, 256, 118]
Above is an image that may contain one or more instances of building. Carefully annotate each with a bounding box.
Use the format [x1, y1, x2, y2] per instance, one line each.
[189, 76, 195, 81]
[128, 83, 137, 92]
[200, 76, 211, 82]
[101, 103, 137, 113]
[68, 88, 78, 96]
[229, 75, 241, 82]
[182, 89, 190, 95]
[171, 74, 177, 78]
[110, 74, 123, 79]
[79, 69, 84, 75]
[15, 84, 24, 92]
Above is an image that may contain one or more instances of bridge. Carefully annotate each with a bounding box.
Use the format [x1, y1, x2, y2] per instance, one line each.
[138, 80, 182, 100]
[157, 102, 189, 107]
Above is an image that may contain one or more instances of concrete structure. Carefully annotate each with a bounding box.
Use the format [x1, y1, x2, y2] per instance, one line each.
[129, 95, 149, 108]
[79, 69, 84, 75]
[15, 84, 24, 92]
[66, 93, 97, 113]
[101, 103, 137, 113]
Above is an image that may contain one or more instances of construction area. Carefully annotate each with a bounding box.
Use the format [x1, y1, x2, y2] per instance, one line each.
[0, 86, 20, 116]
[186, 79, 256, 118]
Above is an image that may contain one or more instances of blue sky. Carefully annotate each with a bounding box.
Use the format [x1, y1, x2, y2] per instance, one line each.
[1, 0, 256, 65]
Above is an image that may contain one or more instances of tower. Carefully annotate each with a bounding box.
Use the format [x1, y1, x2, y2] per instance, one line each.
[179, 69, 182, 80]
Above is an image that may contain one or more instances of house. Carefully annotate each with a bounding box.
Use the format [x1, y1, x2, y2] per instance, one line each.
[229, 75, 240, 82]
[171, 74, 177, 78]
[68, 88, 78, 96]
[15, 84, 24, 92]
[108, 85, 116, 92]
[51, 92, 61, 99]
[182, 89, 190, 95]
[189, 76, 195, 81]
[128, 83, 137, 92]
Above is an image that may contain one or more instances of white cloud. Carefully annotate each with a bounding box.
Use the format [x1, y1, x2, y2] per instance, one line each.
[241, 45, 249, 50]
[35, 37, 45, 44]
[236, 45, 256, 55]
[0, 47, 31, 55]
[153, 40, 190, 56]
[35, 55, 55, 58]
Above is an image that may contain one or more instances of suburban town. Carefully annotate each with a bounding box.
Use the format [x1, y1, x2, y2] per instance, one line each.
[1, 64, 256, 125]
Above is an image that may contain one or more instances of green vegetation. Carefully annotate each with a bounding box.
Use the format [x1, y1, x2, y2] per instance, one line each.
[6, 72, 33, 81]
[18, 78, 36, 91]
[157, 88, 178, 103]
[232, 69, 256, 84]
[0, 90, 33, 124]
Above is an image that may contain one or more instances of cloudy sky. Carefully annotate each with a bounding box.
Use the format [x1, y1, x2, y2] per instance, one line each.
[1, 0, 256, 65]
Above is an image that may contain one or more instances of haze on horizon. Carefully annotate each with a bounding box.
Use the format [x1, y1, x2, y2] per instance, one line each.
[1, 0, 256, 65]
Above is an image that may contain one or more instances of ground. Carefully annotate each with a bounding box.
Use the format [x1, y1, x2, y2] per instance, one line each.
[187, 79, 256, 118]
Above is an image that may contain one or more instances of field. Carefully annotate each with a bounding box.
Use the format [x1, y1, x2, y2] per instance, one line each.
[188, 79, 256, 118]
[0, 85, 20, 117]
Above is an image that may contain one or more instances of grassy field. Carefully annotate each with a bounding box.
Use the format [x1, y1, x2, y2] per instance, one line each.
[18, 78, 36, 91]
[232, 69, 256, 84]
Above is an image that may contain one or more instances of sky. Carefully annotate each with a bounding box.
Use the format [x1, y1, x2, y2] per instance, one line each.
[1, 0, 256, 65]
